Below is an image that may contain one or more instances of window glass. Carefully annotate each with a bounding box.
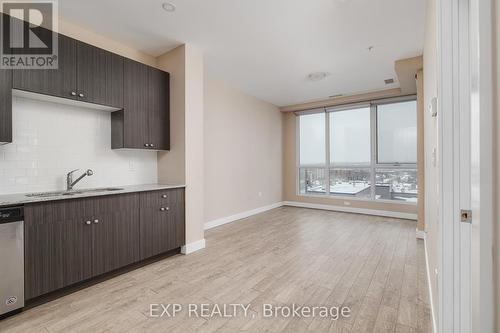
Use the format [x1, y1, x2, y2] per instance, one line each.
[375, 169, 418, 202]
[377, 101, 417, 164]
[299, 168, 326, 195]
[329, 168, 371, 198]
[329, 107, 371, 166]
[299, 113, 325, 165]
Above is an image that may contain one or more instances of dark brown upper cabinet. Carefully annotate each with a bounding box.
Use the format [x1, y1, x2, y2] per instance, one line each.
[0, 67, 12, 144]
[13, 37, 124, 108]
[2, 14, 169, 150]
[13, 34, 77, 100]
[148, 67, 170, 150]
[0, 14, 12, 144]
[114, 59, 149, 149]
[111, 59, 170, 150]
[76, 42, 124, 108]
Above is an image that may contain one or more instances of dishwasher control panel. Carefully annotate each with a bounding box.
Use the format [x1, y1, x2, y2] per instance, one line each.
[0, 207, 23, 223]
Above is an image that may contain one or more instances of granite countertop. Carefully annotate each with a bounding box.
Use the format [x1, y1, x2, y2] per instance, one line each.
[0, 184, 186, 207]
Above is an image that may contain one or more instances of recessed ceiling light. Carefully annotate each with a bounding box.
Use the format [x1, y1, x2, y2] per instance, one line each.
[307, 72, 331, 82]
[162, 2, 176, 12]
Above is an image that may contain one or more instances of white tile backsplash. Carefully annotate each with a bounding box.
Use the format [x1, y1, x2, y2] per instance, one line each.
[0, 96, 158, 194]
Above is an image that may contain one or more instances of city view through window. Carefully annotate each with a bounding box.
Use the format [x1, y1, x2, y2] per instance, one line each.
[298, 100, 418, 203]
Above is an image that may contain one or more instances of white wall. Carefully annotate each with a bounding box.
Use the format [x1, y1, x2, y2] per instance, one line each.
[204, 79, 283, 223]
[0, 97, 157, 194]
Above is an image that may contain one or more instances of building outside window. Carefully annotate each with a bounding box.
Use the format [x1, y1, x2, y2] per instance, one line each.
[297, 98, 418, 203]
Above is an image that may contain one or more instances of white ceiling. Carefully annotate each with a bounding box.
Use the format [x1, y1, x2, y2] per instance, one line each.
[58, 0, 426, 107]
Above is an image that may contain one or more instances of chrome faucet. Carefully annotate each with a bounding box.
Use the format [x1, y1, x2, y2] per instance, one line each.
[66, 169, 94, 191]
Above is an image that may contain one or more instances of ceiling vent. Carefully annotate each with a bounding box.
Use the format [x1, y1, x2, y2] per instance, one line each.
[329, 94, 343, 98]
[384, 78, 395, 84]
[307, 72, 330, 82]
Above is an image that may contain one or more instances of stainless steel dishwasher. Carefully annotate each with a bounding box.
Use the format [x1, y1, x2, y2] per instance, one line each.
[0, 206, 24, 317]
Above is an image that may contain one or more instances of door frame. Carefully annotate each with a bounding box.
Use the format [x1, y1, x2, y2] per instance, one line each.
[436, 0, 495, 332]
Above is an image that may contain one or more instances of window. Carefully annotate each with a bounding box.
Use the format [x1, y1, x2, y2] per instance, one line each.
[377, 101, 417, 164]
[297, 98, 418, 203]
[330, 107, 371, 166]
[299, 113, 325, 166]
[298, 113, 326, 195]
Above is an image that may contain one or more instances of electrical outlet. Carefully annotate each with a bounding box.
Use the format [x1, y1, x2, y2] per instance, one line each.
[129, 161, 135, 171]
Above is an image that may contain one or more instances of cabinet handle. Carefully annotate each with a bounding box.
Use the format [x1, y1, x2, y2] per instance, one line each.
[94, 219, 99, 224]
[70, 91, 77, 96]
[144, 143, 150, 147]
[161, 194, 167, 198]
[150, 143, 155, 148]
[160, 207, 170, 212]
[85, 220, 91, 225]
[78, 93, 85, 98]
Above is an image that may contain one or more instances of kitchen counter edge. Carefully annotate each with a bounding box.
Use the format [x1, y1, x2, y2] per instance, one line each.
[0, 184, 186, 207]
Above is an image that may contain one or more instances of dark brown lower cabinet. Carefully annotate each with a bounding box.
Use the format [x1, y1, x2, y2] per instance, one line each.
[139, 189, 185, 260]
[24, 189, 184, 300]
[24, 199, 94, 300]
[91, 193, 140, 276]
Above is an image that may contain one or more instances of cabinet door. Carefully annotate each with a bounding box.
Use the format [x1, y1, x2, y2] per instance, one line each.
[0, 67, 12, 144]
[148, 68, 170, 150]
[91, 194, 140, 276]
[123, 59, 149, 149]
[76, 41, 124, 108]
[139, 190, 182, 259]
[13, 34, 77, 99]
[165, 188, 185, 249]
[24, 199, 93, 300]
[161, 188, 185, 249]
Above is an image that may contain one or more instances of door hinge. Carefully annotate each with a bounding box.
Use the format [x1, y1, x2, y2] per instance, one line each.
[460, 209, 472, 223]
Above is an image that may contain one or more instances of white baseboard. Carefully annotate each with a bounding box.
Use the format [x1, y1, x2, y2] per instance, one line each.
[204, 202, 284, 230]
[181, 239, 206, 255]
[423, 235, 437, 333]
[282, 201, 418, 220]
[416, 228, 426, 239]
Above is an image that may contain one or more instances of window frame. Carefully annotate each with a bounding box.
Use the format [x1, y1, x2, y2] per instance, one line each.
[296, 95, 418, 205]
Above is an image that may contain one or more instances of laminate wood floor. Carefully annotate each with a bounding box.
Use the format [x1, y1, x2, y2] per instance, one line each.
[0, 207, 432, 333]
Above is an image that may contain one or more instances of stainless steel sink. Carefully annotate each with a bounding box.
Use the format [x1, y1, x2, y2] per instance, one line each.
[26, 187, 124, 198]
